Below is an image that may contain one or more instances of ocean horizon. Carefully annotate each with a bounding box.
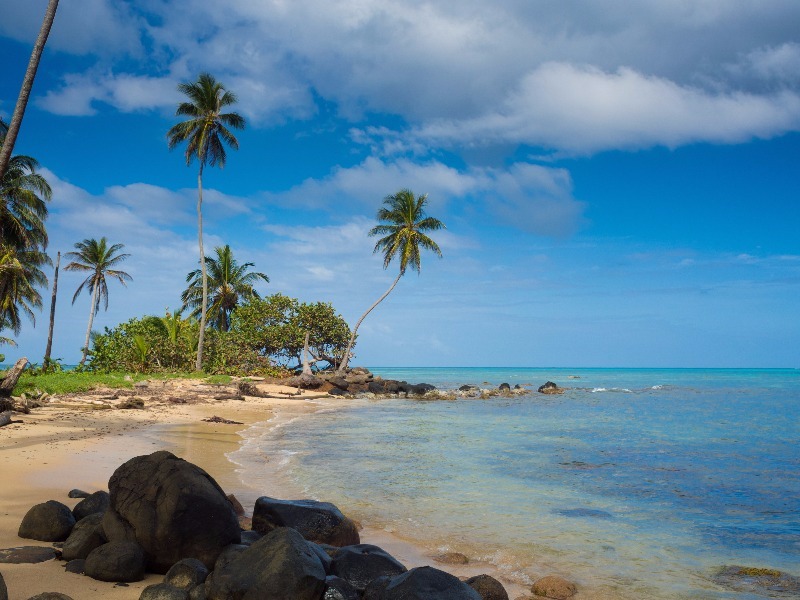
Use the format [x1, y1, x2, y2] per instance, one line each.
[229, 366, 800, 599]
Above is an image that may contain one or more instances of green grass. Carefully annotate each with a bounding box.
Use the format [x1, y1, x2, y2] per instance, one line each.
[11, 371, 234, 396]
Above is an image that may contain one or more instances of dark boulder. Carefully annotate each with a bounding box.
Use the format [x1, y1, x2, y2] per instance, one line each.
[72, 490, 110, 521]
[239, 530, 262, 545]
[165, 558, 209, 590]
[347, 383, 369, 394]
[84, 540, 146, 582]
[0, 546, 58, 564]
[383, 381, 402, 394]
[213, 544, 248, 573]
[324, 575, 361, 600]
[18, 500, 76, 542]
[205, 527, 326, 600]
[362, 575, 392, 600]
[62, 513, 107, 561]
[367, 381, 387, 394]
[308, 541, 333, 574]
[288, 374, 324, 389]
[379, 566, 481, 599]
[252, 496, 360, 546]
[328, 376, 350, 390]
[67, 489, 90, 499]
[465, 574, 509, 600]
[329, 387, 348, 397]
[102, 451, 240, 573]
[26, 594, 74, 600]
[409, 383, 435, 396]
[0, 571, 6, 600]
[498, 383, 511, 392]
[139, 583, 189, 600]
[537, 382, 563, 394]
[188, 582, 207, 600]
[330, 544, 407, 591]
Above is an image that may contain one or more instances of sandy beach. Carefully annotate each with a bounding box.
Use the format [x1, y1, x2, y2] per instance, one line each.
[0, 379, 529, 599]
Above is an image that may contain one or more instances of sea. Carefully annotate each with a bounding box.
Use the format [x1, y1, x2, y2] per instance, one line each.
[233, 368, 799, 598]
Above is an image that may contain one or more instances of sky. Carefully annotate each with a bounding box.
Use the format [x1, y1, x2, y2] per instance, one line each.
[1, 0, 799, 368]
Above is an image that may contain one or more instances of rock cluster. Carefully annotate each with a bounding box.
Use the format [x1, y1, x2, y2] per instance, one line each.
[9, 451, 511, 600]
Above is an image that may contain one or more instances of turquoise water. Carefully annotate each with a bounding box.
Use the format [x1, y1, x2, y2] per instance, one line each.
[237, 368, 800, 599]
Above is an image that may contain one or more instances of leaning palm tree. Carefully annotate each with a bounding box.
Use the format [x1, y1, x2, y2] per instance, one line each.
[0, 0, 60, 180]
[0, 244, 50, 336]
[167, 73, 245, 370]
[338, 189, 445, 373]
[65, 238, 132, 366]
[181, 244, 269, 332]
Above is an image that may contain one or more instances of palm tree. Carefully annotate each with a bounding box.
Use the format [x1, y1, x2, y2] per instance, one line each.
[167, 73, 245, 370]
[0, 0, 60, 180]
[0, 120, 51, 250]
[181, 244, 269, 332]
[0, 244, 50, 335]
[338, 189, 445, 373]
[65, 238, 132, 366]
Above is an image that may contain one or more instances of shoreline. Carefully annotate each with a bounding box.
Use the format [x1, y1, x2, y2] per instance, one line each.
[0, 383, 533, 599]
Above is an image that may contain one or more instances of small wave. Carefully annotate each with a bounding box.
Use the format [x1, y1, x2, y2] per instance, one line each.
[591, 387, 632, 393]
[652, 385, 663, 390]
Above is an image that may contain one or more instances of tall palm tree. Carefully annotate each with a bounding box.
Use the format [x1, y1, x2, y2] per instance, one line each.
[167, 73, 245, 370]
[181, 244, 269, 332]
[0, 244, 50, 335]
[65, 238, 132, 366]
[0, 119, 51, 250]
[0, 0, 60, 180]
[338, 189, 445, 373]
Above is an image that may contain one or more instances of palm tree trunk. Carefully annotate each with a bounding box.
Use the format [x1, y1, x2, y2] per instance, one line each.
[338, 272, 402, 374]
[195, 163, 207, 371]
[43, 251, 59, 365]
[0, 0, 59, 180]
[80, 279, 98, 366]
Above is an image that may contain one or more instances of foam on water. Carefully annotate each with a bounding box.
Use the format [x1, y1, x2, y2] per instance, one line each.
[231, 368, 800, 599]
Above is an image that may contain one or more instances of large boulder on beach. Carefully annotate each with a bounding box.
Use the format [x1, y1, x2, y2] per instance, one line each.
[330, 544, 407, 591]
[531, 575, 577, 599]
[374, 566, 481, 599]
[102, 451, 241, 573]
[252, 496, 360, 546]
[139, 583, 189, 600]
[205, 527, 327, 600]
[0, 571, 7, 600]
[62, 513, 107, 561]
[26, 594, 75, 600]
[72, 490, 110, 521]
[84, 540, 146, 582]
[325, 575, 361, 600]
[18, 500, 76, 542]
[465, 574, 509, 600]
[165, 558, 209, 590]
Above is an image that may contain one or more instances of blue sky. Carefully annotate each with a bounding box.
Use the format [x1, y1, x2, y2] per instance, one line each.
[1, 0, 799, 368]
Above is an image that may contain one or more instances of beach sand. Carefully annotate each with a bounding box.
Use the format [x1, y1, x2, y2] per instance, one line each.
[0, 380, 530, 599]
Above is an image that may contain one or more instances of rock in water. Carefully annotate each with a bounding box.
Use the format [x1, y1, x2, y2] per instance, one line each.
[252, 497, 360, 546]
[464, 574, 509, 600]
[537, 381, 563, 394]
[18, 500, 76, 542]
[205, 527, 326, 600]
[531, 575, 577, 599]
[330, 544, 407, 591]
[102, 451, 241, 573]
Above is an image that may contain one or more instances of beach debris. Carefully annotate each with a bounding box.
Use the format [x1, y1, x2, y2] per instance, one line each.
[103, 451, 241, 573]
[206, 528, 327, 600]
[72, 490, 110, 521]
[465, 574, 510, 600]
[118, 397, 145, 410]
[0, 545, 58, 564]
[530, 574, 577, 599]
[253, 497, 360, 547]
[0, 357, 28, 397]
[18, 500, 76, 542]
[0, 411, 20, 427]
[62, 514, 105, 562]
[329, 544, 407, 592]
[373, 566, 482, 599]
[537, 381, 564, 395]
[203, 415, 243, 425]
[433, 551, 469, 565]
[84, 540, 146, 583]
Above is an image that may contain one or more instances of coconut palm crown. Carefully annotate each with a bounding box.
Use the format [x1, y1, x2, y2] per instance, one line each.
[167, 72, 245, 371]
[0, 244, 49, 335]
[65, 237, 132, 365]
[181, 244, 269, 332]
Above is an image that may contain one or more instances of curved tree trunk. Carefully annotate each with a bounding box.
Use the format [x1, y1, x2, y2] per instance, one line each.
[0, 0, 59, 180]
[195, 164, 207, 371]
[338, 272, 402, 374]
[43, 251, 59, 365]
[79, 279, 98, 366]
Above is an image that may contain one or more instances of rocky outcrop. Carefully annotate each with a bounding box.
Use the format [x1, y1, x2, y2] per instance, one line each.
[102, 451, 241, 573]
[252, 497, 360, 547]
[205, 527, 327, 600]
[537, 382, 563, 394]
[18, 500, 76, 542]
[84, 540, 146, 582]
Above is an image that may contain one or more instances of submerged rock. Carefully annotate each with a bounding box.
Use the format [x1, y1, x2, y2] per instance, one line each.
[531, 575, 577, 599]
[712, 565, 800, 597]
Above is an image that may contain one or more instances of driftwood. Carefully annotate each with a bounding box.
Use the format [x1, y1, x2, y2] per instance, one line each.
[0, 357, 28, 397]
